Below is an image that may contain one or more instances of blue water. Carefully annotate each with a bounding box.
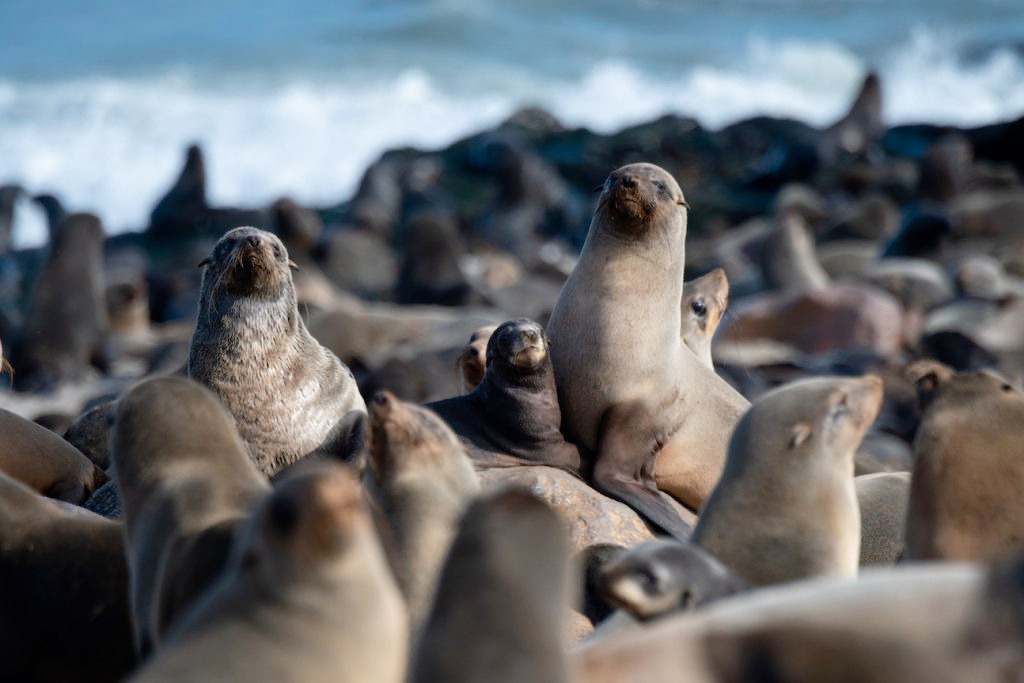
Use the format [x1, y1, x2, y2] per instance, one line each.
[2, 0, 1023, 243]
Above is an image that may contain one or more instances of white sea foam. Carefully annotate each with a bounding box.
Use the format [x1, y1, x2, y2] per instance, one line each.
[2, 28, 1021, 246]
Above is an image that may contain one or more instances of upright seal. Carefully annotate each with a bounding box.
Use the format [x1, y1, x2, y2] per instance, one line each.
[692, 375, 882, 586]
[547, 163, 749, 530]
[189, 226, 366, 475]
[428, 318, 582, 474]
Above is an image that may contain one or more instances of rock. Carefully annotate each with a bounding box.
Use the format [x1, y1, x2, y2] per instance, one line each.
[477, 466, 657, 552]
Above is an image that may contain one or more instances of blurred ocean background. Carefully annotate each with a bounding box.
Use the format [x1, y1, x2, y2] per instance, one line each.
[2, 0, 1023, 245]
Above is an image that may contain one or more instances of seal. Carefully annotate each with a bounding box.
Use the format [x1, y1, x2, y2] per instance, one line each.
[188, 226, 366, 475]
[457, 324, 497, 393]
[856, 471, 910, 566]
[904, 360, 1024, 562]
[111, 375, 270, 656]
[12, 212, 109, 391]
[0, 407, 105, 503]
[546, 163, 749, 530]
[0, 470, 136, 683]
[411, 489, 573, 683]
[364, 390, 479, 636]
[693, 375, 883, 586]
[428, 318, 583, 475]
[132, 463, 407, 683]
[680, 268, 729, 369]
[599, 539, 750, 621]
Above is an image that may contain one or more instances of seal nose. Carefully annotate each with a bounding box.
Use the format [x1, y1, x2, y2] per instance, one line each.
[247, 235, 262, 248]
[523, 328, 539, 343]
[372, 391, 392, 408]
[620, 174, 637, 189]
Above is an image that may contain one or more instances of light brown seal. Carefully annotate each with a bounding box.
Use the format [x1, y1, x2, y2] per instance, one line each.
[188, 226, 366, 475]
[364, 390, 479, 636]
[547, 163, 749, 521]
[12, 212, 109, 391]
[411, 489, 573, 683]
[904, 360, 1024, 562]
[0, 471, 136, 683]
[680, 268, 729, 369]
[457, 324, 497, 393]
[111, 376, 270, 656]
[0, 407, 105, 503]
[693, 375, 882, 586]
[132, 463, 407, 683]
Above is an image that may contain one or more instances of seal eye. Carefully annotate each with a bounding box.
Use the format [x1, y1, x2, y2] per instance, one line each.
[829, 396, 848, 422]
[273, 245, 282, 258]
[655, 181, 667, 192]
[690, 298, 707, 316]
[636, 568, 659, 593]
[1002, 383, 1013, 393]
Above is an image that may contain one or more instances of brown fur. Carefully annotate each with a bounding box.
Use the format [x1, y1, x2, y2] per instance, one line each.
[188, 227, 366, 475]
[132, 463, 407, 683]
[111, 376, 270, 656]
[0, 471, 135, 683]
[547, 163, 749, 518]
[411, 489, 573, 683]
[905, 362, 1024, 562]
[457, 325, 497, 393]
[0, 407, 105, 503]
[364, 390, 479, 637]
[693, 376, 882, 586]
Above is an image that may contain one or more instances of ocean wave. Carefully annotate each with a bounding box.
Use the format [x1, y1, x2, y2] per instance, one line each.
[2, 28, 1022, 245]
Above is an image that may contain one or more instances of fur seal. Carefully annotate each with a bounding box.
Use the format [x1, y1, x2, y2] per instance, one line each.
[457, 324, 497, 393]
[0, 471, 135, 683]
[0, 407, 105, 503]
[133, 463, 407, 683]
[904, 361, 1024, 562]
[411, 489, 572, 683]
[680, 268, 729, 369]
[111, 376, 270, 655]
[547, 163, 749, 527]
[0, 184, 19, 253]
[576, 563, 1000, 683]
[13, 212, 109, 391]
[693, 375, 882, 586]
[599, 539, 750, 622]
[188, 226, 366, 475]
[856, 471, 910, 566]
[365, 390, 479, 635]
[428, 318, 583, 475]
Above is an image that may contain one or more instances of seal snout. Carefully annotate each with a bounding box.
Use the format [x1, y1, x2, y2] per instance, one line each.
[370, 390, 395, 421]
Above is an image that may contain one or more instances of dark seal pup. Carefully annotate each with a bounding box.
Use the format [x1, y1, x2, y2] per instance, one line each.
[188, 226, 366, 475]
[428, 318, 583, 475]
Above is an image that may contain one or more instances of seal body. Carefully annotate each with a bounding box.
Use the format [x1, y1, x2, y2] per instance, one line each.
[693, 375, 882, 586]
[0, 471, 135, 683]
[856, 471, 910, 566]
[13, 212, 109, 391]
[0, 407, 105, 503]
[188, 226, 366, 475]
[429, 318, 582, 474]
[365, 390, 479, 636]
[547, 163, 748, 525]
[905, 363, 1024, 562]
[457, 324, 497, 393]
[133, 463, 407, 683]
[111, 376, 270, 655]
[411, 489, 573, 683]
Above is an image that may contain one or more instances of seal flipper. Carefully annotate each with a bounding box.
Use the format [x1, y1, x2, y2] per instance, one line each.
[592, 401, 693, 542]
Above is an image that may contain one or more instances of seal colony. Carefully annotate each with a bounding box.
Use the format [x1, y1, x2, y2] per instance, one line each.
[4, 70, 1024, 680]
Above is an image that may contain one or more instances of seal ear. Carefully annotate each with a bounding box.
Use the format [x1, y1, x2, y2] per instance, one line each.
[288, 259, 299, 271]
[905, 359, 954, 408]
[197, 257, 212, 268]
[789, 423, 812, 449]
[677, 198, 690, 209]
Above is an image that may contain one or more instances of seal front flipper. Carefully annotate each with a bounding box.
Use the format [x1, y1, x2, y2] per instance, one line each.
[592, 401, 693, 542]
